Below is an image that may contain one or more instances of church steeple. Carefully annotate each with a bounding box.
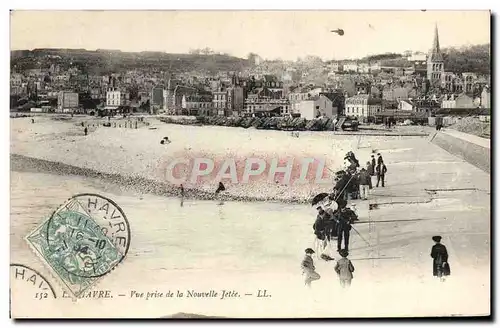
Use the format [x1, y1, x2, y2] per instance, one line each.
[427, 23, 444, 85]
[429, 23, 443, 61]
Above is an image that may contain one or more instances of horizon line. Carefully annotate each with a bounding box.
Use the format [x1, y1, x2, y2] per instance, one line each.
[10, 42, 491, 63]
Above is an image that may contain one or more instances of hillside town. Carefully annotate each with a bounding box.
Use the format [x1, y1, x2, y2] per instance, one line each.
[11, 25, 491, 128]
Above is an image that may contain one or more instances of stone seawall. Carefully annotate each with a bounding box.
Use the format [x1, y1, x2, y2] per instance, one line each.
[430, 131, 490, 174]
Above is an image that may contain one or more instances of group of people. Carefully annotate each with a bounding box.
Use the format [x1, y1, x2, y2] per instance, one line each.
[160, 136, 171, 145]
[313, 198, 358, 254]
[302, 235, 450, 289]
[301, 247, 355, 288]
[337, 151, 388, 201]
[302, 148, 452, 289]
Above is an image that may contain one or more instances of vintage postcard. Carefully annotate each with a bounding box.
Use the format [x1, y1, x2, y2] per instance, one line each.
[9, 10, 491, 318]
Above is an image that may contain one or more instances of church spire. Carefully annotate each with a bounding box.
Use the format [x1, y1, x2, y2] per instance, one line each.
[429, 23, 443, 61]
[433, 23, 440, 54]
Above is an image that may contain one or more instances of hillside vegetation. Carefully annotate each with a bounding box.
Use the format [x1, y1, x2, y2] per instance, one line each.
[11, 49, 252, 75]
[10, 43, 490, 76]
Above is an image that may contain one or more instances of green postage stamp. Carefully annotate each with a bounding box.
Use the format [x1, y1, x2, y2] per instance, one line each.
[26, 193, 131, 299]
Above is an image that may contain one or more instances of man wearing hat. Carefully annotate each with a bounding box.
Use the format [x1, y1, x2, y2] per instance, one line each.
[301, 248, 321, 287]
[336, 201, 357, 253]
[376, 153, 384, 166]
[313, 206, 328, 241]
[334, 249, 355, 288]
[431, 236, 450, 282]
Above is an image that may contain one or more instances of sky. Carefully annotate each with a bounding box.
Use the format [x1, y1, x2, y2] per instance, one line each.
[10, 10, 491, 61]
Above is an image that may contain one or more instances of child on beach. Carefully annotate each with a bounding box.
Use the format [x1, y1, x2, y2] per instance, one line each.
[334, 249, 355, 288]
[301, 248, 321, 287]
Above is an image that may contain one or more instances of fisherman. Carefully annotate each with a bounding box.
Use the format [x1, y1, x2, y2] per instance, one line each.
[301, 248, 321, 287]
[376, 160, 387, 188]
[333, 170, 351, 201]
[84, 127, 88, 136]
[431, 236, 450, 282]
[334, 249, 355, 288]
[336, 203, 355, 252]
[358, 167, 371, 200]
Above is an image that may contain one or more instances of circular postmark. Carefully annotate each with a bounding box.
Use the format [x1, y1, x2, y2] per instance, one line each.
[10, 264, 57, 300]
[45, 194, 131, 280]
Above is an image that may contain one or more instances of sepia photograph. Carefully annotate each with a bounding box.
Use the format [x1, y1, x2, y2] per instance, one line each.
[8, 9, 491, 319]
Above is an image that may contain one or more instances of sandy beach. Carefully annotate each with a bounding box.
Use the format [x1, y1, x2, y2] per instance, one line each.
[10, 115, 491, 317]
[12, 115, 436, 202]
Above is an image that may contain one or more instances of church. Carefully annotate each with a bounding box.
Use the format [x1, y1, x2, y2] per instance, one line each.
[426, 24, 445, 86]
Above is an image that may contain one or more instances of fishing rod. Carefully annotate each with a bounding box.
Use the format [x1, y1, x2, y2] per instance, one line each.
[350, 256, 402, 261]
[354, 218, 439, 224]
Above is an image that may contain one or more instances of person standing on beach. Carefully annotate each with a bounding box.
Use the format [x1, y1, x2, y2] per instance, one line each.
[431, 236, 450, 282]
[301, 248, 321, 287]
[215, 182, 226, 205]
[366, 161, 374, 189]
[334, 249, 355, 288]
[358, 167, 371, 200]
[376, 153, 383, 166]
[376, 161, 387, 188]
[336, 205, 354, 252]
[84, 127, 88, 136]
[179, 184, 185, 207]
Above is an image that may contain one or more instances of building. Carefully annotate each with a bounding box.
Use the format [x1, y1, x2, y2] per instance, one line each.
[370, 62, 382, 72]
[382, 86, 411, 101]
[358, 63, 370, 74]
[329, 62, 341, 72]
[481, 86, 491, 108]
[213, 89, 228, 116]
[345, 94, 382, 122]
[441, 93, 474, 109]
[297, 94, 337, 120]
[10, 73, 23, 88]
[343, 61, 358, 72]
[462, 73, 477, 94]
[245, 95, 290, 117]
[151, 86, 164, 109]
[57, 91, 79, 112]
[427, 24, 445, 85]
[288, 87, 323, 114]
[182, 94, 213, 116]
[164, 79, 198, 115]
[227, 86, 245, 116]
[106, 88, 130, 109]
[397, 100, 415, 111]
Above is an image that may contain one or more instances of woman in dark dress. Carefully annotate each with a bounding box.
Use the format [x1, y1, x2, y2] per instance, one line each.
[431, 236, 450, 282]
